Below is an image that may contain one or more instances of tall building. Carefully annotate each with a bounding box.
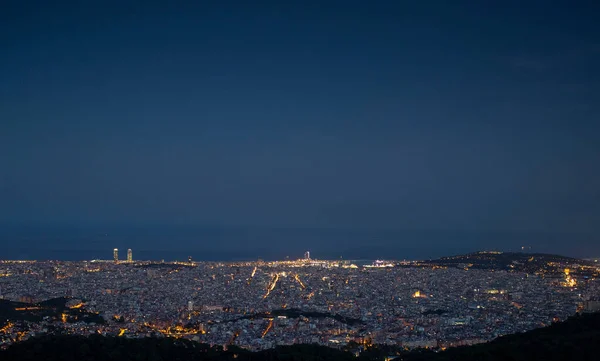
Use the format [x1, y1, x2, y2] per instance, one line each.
[304, 251, 311, 260]
[188, 300, 194, 311]
[113, 248, 119, 263]
[127, 249, 132, 262]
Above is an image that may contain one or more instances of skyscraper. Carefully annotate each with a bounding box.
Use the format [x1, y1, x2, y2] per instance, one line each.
[113, 248, 119, 263]
[127, 249, 132, 262]
[304, 251, 311, 260]
[188, 300, 194, 311]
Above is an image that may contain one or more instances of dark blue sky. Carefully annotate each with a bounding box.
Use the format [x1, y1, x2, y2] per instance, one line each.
[1, 1, 599, 259]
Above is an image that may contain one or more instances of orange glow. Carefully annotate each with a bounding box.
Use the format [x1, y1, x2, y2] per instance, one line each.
[14, 307, 43, 311]
[261, 319, 274, 338]
[413, 290, 426, 298]
[563, 269, 576, 287]
[294, 274, 306, 289]
[263, 273, 280, 299]
[512, 302, 523, 309]
[0, 322, 14, 333]
[16, 331, 27, 341]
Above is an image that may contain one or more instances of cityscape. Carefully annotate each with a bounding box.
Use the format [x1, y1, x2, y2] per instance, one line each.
[1, 249, 599, 354]
[2, 0, 599, 359]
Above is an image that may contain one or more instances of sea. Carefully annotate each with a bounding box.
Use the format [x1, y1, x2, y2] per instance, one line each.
[0, 224, 591, 262]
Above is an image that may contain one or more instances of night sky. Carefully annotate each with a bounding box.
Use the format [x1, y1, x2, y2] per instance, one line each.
[1, 1, 599, 260]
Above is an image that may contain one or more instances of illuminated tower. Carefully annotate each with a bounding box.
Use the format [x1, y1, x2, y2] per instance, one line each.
[304, 251, 311, 260]
[127, 249, 132, 262]
[113, 248, 119, 263]
[188, 300, 194, 311]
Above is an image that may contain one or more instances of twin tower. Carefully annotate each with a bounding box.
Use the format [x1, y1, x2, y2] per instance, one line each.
[113, 248, 133, 263]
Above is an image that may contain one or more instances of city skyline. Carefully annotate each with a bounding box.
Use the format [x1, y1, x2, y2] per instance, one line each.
[0, 249, 597, 353]
[1, 246, 599, 264]
[1, 2, 599, 358]
[1, 222, 598, 262]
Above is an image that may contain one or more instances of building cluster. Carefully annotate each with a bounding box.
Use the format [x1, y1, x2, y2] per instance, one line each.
[0, 255, 598, 351]
[112, 249, 133, 263]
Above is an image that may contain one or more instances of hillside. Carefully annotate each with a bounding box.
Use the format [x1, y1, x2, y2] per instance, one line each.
[401, 312, 600, 361]
[0, 297, 104, 327]
[417, 251, 596, 276]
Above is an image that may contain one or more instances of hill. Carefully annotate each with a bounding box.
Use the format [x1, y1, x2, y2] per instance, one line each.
[416, 251, 596, 276]
[400, 312, 600, 361]
[0, 297, 104, 327]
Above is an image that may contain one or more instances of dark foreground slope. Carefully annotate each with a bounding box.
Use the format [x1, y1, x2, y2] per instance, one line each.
[0, 336, 354, 361]
[2, 313, 600, 361]
[401, 312, 600, 361]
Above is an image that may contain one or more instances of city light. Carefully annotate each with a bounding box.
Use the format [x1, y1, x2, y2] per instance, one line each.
[0, 250, 596, 352]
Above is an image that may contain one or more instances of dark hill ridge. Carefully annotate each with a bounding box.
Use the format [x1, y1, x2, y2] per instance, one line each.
[0, 297, 104, 327]
[417, 251, 595, 275]
[2, 312, 600, 361]
[225, 308, 363, 326]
